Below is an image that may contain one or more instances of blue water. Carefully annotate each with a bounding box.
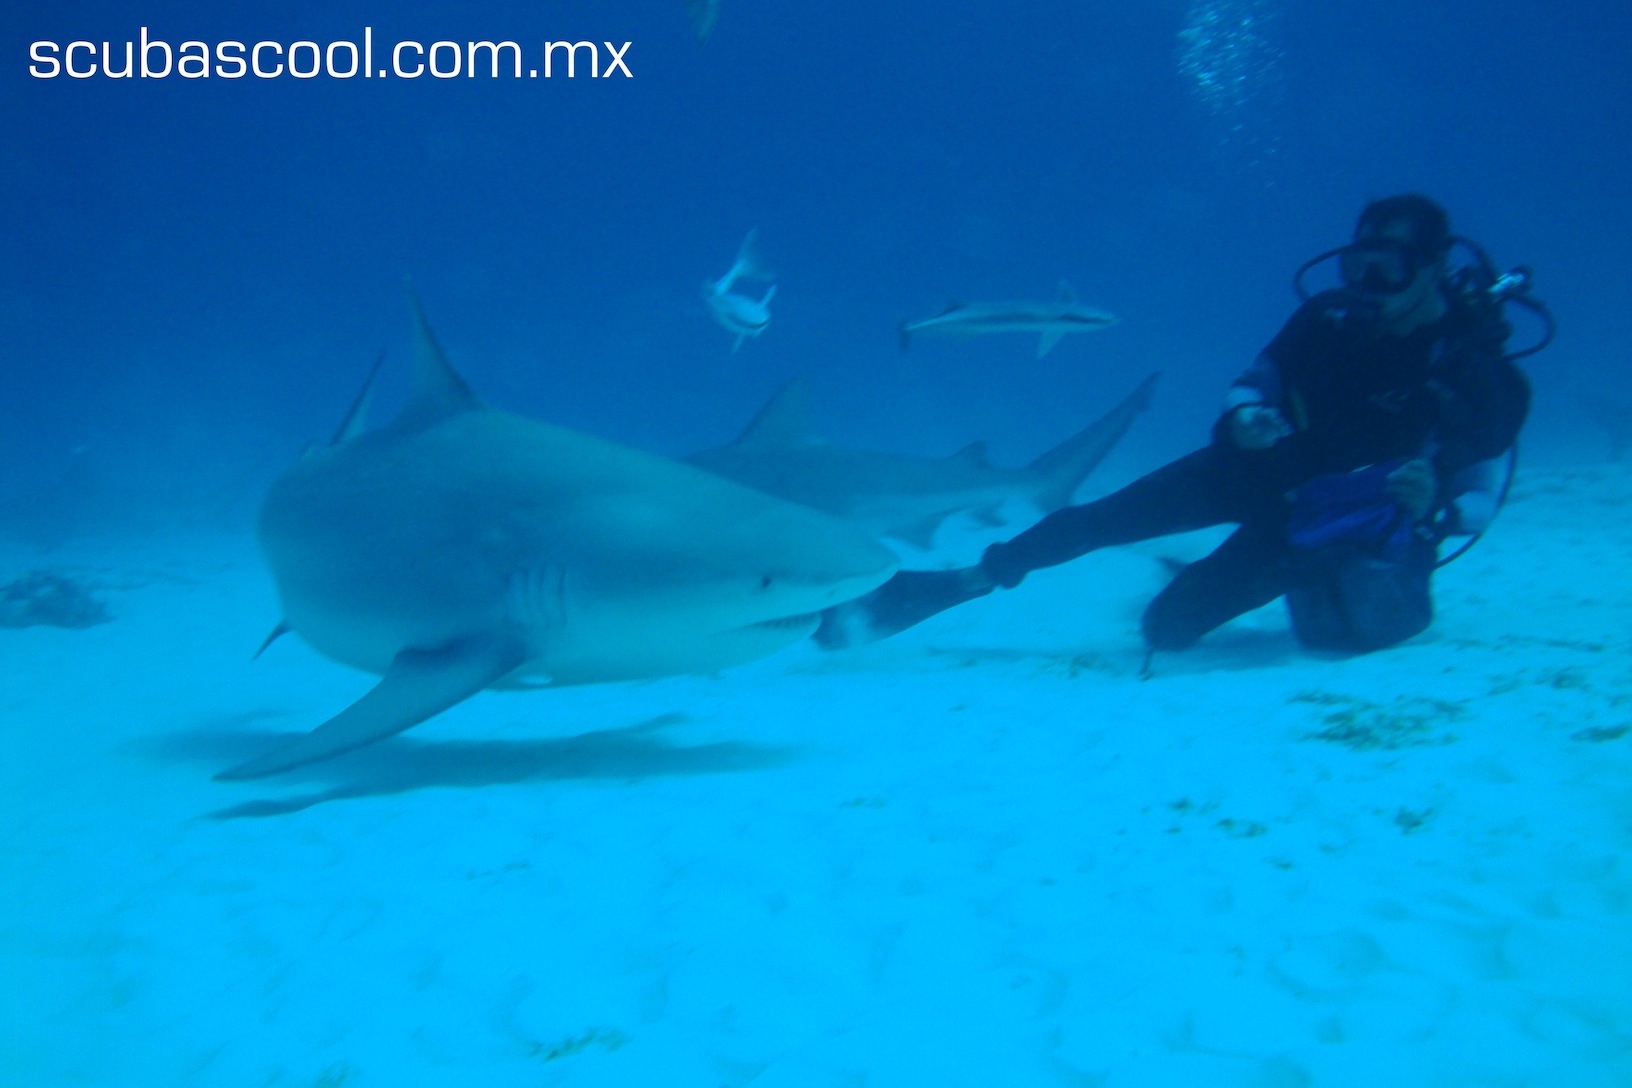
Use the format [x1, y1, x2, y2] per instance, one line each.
[4, 0, 1627, 543]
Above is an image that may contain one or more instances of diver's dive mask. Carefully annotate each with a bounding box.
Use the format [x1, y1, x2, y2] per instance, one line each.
[1293, 237, 1441, 303]
[1337, 238, 1425, 295]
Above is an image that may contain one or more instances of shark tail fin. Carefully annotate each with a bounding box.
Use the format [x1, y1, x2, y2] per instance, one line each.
[735, 229, 774, 283]
[1027, 372, 1160, 511]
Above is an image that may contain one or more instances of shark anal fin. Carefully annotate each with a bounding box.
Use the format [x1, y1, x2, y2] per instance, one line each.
[216, 633, 527, 780]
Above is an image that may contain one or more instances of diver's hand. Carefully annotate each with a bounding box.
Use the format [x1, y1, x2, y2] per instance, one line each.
[1386, 458, 1437, 522]
[813, 566, 994, 649]
[1228, 405, 1293, 450]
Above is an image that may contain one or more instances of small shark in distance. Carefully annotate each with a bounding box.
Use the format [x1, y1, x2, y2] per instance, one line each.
[900, 282, 1118, 358]
[220, 298, 896, 781]
[686, 372, 1159, 549]
[703, 229, 776, 352]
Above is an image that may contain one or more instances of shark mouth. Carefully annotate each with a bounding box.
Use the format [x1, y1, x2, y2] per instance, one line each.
[747, 611, 820, 632]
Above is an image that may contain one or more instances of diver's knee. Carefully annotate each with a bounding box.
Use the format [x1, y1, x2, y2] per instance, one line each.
[1140, 597, 1206, 653]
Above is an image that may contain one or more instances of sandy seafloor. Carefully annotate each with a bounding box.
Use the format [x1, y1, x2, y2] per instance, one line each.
[2, 460, 1630, 1088]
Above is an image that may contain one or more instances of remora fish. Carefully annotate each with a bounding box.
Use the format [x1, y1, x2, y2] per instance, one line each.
[686, 372, 1159, 548]
[703, 229, 776, 352]
[221, 299, 895, 780]
[900, 282, 1117, 357]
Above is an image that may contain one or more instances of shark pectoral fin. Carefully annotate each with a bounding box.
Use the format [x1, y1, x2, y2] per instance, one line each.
[216, 634, 527, 780]
[329, 349, 387, 446]
[1037, 329, 1066, 358]
[252, 620, 292, 660]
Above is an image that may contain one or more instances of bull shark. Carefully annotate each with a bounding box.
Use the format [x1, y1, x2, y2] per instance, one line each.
[219, 300, 896, 780]
[703, 229, 776, 352]
[685, 372, 1158, 549]
[900, 282, 1117, 358]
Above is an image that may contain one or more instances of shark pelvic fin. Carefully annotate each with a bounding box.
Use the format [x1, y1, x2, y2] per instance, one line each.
[217, 633, 528, 780]
[894, 514, 944, 551]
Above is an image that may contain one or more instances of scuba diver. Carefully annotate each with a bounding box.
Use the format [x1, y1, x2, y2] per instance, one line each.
[816, 194, 1548, 662]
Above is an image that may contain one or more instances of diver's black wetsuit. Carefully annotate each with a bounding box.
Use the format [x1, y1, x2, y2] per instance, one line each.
[976, 290, 1530, 650]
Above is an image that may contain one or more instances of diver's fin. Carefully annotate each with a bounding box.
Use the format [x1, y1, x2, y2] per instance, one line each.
[252, 620, 292, 660]
[216, 634, 527, 780]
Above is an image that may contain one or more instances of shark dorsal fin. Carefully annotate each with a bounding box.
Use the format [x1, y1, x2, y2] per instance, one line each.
[395, 293, 482, 431]
[950, 440, 990, 467]
[1058, 281, 1078, 303]
[328, 349, 387, 446]
[734, 376, 821, 447]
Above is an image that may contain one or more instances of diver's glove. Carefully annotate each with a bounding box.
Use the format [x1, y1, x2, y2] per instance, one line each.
[813, 566, 995, 649]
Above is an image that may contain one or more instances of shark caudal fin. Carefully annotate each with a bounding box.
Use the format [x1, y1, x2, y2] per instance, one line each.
[734, 229, 774, 283]
[1027, 372, 1159, 511]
